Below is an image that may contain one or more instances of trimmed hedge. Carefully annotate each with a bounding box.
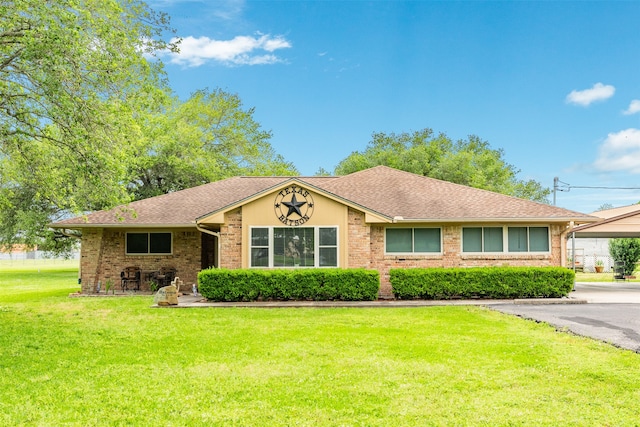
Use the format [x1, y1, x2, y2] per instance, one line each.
[198, 268, 380, 302]
[390, 266, 575, 300]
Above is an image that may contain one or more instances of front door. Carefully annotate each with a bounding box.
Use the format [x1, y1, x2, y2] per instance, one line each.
[201, 233, 218, 269]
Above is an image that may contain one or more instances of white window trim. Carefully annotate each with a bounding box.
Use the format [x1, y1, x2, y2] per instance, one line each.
[125, 231, 173, 256]
[461, 225, 551, 255]
[384, 227, 443, 255]
[249, 226, 340, 268]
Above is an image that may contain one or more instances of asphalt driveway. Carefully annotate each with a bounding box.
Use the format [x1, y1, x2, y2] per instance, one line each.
[488, 282, 640, 353]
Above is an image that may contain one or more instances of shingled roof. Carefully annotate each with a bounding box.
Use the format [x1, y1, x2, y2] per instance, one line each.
[51, 166, 596, 228]
[315, 166, 595, 222]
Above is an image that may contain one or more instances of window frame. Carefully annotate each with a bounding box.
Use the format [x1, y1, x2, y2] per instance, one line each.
[249, 226, 339, 268]
[384, 227, 442, 255]
[461, 225, 550, 254]
[125, 232, 173, 255]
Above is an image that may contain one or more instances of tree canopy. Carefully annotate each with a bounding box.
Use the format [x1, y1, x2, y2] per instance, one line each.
[130, 89, 297, 200]
[334, 129, 550, 203]
[1, 0, 175, 211]
[0, 1, 296, 254]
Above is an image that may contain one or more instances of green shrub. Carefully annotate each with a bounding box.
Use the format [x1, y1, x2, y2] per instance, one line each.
[390, 267, 574, 300]
[198, 268, 379, 302]
[609, 238, 640, 276]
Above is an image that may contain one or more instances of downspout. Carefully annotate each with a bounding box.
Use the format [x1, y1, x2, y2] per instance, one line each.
[561, 221, 576, 291]
[559, 221, 574, 268]
[195, 223, 220, 269]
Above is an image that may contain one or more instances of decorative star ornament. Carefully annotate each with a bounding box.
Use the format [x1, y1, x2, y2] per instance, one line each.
[282, 194, 306, 217]
[274, 185, 315, 226]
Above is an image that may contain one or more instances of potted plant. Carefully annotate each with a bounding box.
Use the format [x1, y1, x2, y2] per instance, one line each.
[595, 259, 604, 273]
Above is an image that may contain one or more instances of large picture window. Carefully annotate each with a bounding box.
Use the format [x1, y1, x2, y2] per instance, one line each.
[462, 226, 549, 253]
[462, 227, 503, 252]
[126, 232, 172, 255]
[250, 227, 338, 268]
[508, 226, 550, 252]
[385, 228, 441, 253]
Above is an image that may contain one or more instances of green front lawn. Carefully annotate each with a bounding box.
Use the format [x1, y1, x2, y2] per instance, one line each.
[1, 264, 639, 426]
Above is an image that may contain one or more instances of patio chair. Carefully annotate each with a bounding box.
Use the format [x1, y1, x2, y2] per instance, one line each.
[120, 266, 141, 291]
[154, 266, 177, 288]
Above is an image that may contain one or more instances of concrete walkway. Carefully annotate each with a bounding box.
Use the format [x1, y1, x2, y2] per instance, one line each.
[570, 281, 640, 303]
[164, 281, 640, 307]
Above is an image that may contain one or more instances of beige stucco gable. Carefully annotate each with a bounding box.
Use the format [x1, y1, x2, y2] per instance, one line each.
[196, 179, 391, 227]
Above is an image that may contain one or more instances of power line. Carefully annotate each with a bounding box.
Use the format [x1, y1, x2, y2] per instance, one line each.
[553, 177, 640, 205]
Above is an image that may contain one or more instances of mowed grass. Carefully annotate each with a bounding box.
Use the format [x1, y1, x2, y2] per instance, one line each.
[576, 271, 640, 283]
[1, 265, 640, 426]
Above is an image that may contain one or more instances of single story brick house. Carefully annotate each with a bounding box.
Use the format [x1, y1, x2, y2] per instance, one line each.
[50, 166, 597, 297]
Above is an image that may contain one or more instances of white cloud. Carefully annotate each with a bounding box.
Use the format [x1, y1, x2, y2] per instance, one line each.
[623, 99, 640, 115]
[593, 128, 640, 173]
[161, 33, 291, 67]
[566, 83, 615, 106]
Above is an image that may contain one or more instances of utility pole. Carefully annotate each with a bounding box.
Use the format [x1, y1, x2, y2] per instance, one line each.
[553, 177, 570, 205]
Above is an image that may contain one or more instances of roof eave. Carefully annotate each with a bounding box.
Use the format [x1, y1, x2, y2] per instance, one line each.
[389, 217, 596, 224]
[49, 223, 196, 229]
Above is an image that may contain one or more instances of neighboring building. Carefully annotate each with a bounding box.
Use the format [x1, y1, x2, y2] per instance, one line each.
[50, 166, 596, 297]
[569, 204, 640, 272]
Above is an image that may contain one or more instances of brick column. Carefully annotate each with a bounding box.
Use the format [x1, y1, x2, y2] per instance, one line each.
[220, 208, 242, 269]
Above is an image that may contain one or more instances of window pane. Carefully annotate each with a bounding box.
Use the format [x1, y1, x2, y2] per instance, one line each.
[150, 233, 171, 254]
[274, 228, 314, 267]
[127, 233, 148, 254]
[529, 227, 549, 251]
[251, 228, 269, 247]
[508, 227, 528, 252]
[484, 227, 503, 252]
[386, 229, 412, 253]
[414, 228, 441, 252]
[251, 248, 269, 267]
[273, 228, 287, 267]
[298, 228, 315, 267]
[319, 227, 337, 246]
[462, 228, 482, 252]
[319, 248, 337, 267]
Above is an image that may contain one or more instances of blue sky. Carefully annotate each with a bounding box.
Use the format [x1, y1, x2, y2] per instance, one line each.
[149, 0, 640, 214]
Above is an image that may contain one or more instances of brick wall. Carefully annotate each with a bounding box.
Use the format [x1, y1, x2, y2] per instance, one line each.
[347, 208, 371, 269]
[220, 208, 242, 269]
[367, 223, 564, 299]
[80, 211, 566, 299]
[80, 228, 201, 293]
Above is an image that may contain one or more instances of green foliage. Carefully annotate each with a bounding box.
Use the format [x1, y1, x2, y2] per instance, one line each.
[198, 268, 380, 301]
[0, 0, 174, 210]
[0, 4, 296, 253]
[0, 0, 175, 252]
[334, 129, 550, 202]
[609, 238, 640, 276]
[130, 88, 298, 200]
[390, 267, 574, 299]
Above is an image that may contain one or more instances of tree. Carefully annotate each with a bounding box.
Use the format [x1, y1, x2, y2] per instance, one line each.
[0, 0, 176, 253]
[0, 0, 175, 211]
[334, 129, 551, 203]
[609, 238, 640, 276]
[129, 89, 298, 200]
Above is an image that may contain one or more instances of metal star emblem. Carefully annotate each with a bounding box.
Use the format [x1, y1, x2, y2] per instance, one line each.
[282, 194, 306, 218]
